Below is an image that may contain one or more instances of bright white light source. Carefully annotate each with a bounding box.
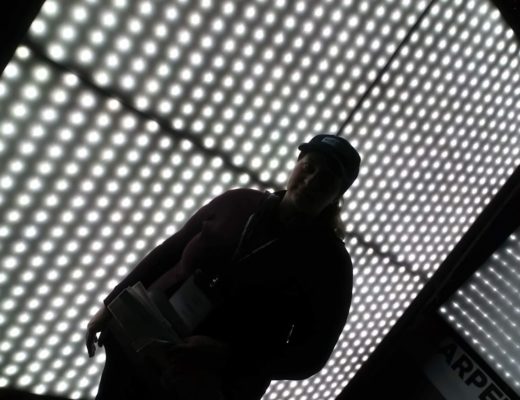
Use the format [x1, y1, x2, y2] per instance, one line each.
[0, 0, 515, 399]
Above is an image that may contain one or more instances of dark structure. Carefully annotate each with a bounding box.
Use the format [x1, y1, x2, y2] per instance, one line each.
[337, 164, 520, 400]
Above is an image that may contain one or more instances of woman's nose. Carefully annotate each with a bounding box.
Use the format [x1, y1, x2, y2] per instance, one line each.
[304, 171, 322, 189]
[308, 170, 336, 191]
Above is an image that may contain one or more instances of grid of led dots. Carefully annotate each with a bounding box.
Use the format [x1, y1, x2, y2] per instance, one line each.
[0, 48, 253, 399]
[28, 0, 431, 186]
[342, 0, 520, 277]
[440, 228, 520, 396]
[0, 0, 519, 399]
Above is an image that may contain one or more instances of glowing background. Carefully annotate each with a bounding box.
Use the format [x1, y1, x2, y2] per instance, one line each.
[0, 0, 519, 398]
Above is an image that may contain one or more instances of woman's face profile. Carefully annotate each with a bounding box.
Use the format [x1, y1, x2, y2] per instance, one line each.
[285, 152, 342, 217]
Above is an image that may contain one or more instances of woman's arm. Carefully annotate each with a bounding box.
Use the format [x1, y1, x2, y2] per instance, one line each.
[103, 188, 264, 304]
[230, 246, 353, 380]
[85, 202, 212, 357]
[103, 200, 213, 305]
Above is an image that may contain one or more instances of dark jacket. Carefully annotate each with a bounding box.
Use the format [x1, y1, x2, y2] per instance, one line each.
[104, 188, 353, 399]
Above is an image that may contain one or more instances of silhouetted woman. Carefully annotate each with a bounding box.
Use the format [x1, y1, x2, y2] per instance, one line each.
[86, 134, 360, 400]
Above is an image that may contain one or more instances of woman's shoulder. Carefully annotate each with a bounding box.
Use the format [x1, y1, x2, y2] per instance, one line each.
[321, 235, 352, 268]
[205, 188, 268, 215]
[221, 187, 266, 199]
[300, 231, 353, 277]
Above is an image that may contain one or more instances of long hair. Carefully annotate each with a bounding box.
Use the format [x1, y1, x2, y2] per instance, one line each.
[319, 198, 345, 239]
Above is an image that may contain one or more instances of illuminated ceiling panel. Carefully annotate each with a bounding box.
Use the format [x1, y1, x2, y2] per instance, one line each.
[28, 0, 431, 186]
[441, 229, 520, 395]
[0, 48, 251, 399]
[342, 0, 520, 275]
[0, 0, 519, 399]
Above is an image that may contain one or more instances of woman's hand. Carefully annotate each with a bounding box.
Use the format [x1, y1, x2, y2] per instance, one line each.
[85, 306, 111, 358]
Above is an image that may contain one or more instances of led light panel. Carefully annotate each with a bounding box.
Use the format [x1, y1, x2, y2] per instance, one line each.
[0, 49, 253, 399]
[342, 0, 520, 277]
[440, 229, 520, 395]
[28, 0, 432, 186]
[0, 0, 519, 399]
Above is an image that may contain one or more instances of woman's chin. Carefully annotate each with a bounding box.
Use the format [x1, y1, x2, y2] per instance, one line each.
[293, 198, 320, 217]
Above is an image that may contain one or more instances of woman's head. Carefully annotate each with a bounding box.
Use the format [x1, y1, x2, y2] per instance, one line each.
[283, 134, 360, 235]
[297, 134, 361, 194]
[285, 151, 343, 217]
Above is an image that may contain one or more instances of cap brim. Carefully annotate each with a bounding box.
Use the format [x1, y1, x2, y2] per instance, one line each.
[298, 143, 347, 178]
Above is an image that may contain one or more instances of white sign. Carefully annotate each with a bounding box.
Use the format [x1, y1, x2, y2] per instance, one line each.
[424, 339, 512, 400]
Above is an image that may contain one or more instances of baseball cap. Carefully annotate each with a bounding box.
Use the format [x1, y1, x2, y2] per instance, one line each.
[298, 134, 361, 192]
